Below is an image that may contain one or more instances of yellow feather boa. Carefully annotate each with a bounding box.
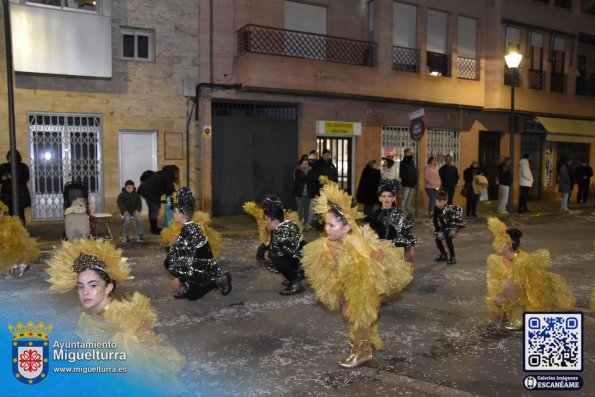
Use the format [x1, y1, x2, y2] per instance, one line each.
[0, 215, 41, 273]
[243, 201, 303, 245]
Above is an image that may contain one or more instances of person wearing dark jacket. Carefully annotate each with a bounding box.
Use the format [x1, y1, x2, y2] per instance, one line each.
[463, 161, 482, 217]
[0, 150, 31, 224]
[439, 155, 459, 205]
[574, 159, 593, 204]
[356, 160, 381, 220]
[399, 148, 417, 212]
[311, 149, 338, 193]
[292, 158, 317, 225]
[138, 165, 179, 234]
[496, 157, 512, 214]
[117, 180, 143, 243]
[557, 158, 574, 211]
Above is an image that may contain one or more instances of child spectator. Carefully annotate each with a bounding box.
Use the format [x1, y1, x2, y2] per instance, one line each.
[164, 187, 231, 300]
[433, 190, 464, 265]
[369, 179, 416, 261]
[117, 180, 144, 243]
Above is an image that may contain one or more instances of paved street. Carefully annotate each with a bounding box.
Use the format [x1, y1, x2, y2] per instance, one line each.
[1, 207, 594, 397]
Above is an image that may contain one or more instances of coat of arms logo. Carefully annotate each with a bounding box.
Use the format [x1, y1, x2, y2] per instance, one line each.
[8, 321, 53, 385]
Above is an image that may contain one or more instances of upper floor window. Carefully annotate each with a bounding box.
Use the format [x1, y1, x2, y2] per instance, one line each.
[505, 26, 521, 52]
[122, 28, 155, 62]
[426, 9, 449, 77]
[457, 16, 478, 80]
[26, 0, 97, 12]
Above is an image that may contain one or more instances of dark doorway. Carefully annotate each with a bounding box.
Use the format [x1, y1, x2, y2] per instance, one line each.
[316, 136, 353, 193]
[479, 131, 500, 200]
[212, 101, 298, 216]
[556, 142, 589, 170]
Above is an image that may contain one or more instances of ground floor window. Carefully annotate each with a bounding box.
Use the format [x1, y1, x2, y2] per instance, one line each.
[426, 128, 460, 168]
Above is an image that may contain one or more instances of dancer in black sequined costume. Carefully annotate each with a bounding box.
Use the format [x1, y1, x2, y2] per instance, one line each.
[164, 187, 231, 300]
[369, 179, 416, 261]
[261, 195, 306, 295]
[432, 190, 465, 265]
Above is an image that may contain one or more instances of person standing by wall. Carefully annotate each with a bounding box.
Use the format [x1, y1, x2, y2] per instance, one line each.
[138, 165, 180, 234]
[312, 148, 338, 193]
[496, 157, 512, 214]
[293, 157, 316, 226]
[423, 157, 441, 217]
[463, 161, 481, 217]
[574, 158, 593, 204]
[0, 150, 31, 224]
[439, 154, 459, 205]
[399, 148, 417, 212]
[518, 154, 534, 213]
[356, 160, 381, 220]
[557, 157, 574, 211]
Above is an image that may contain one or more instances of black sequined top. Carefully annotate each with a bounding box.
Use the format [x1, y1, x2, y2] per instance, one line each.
[269, 220, 303, 260]
[165, 221, 220, 284]
[433, 205, 465, 233]
[369, 207, 416, 249]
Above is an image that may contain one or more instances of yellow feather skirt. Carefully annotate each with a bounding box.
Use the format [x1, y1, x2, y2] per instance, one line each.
[302, 225, 413, 349]
[486, 250, 576, 319]
[77, 292, 185, 387]
[0, 216, 41, 274]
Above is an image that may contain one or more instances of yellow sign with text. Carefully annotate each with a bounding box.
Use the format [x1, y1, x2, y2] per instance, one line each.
[324, 121, 354, 134]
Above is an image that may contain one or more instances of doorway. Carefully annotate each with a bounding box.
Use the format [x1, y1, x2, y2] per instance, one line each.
[479, 131, 500, 200]
[316, 136, 353, 193]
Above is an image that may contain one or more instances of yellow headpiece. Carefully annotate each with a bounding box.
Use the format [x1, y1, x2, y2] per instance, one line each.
[314, 182, 364, 228]
[47, 239, 133, 293]
[487, 217, 513, 250]
[0, 200, 8, 213]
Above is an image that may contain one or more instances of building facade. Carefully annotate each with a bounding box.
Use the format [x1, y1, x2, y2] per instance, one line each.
[1, 0, 594, 220]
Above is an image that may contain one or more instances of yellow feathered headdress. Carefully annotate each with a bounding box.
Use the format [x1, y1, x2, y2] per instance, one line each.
[487, 217, 513, 250]
[0, 200, 8, 213]
[314, 182, 364, 229]
[47, 239, 133, 293]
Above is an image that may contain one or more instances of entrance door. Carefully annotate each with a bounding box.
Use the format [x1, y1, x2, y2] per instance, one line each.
[119, 130, 158, 214]
[316, 136, 352, 193]
[479, 131, 500, 200]
[212, 101, 298, 216]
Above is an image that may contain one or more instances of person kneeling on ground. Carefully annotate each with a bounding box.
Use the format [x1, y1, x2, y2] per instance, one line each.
[262, 196, 306, 296]
[164, 186, 231, 300]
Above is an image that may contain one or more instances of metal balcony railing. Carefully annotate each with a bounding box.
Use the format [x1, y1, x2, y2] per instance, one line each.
[392, 46, 419, 72]
[457, 56, 479, 80]
[426, 51, 450, 77]
[237, 24, 376, 67]
[528, 69, 546, 90]
[551, 73, 567, 93]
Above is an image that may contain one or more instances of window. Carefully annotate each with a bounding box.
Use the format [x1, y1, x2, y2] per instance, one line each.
[551, 36, 567, 92]
[26, 0, 97, 12]
[528, 32, 545, 89]
[457, 16, 478, 80]
[121, 28, 154, 61]
[426, 9, 449, 77]
[393, 2, 418, 72]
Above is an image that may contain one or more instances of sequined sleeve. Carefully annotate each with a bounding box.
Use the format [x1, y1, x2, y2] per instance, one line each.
[165, 222, 217, 282]
[270, 220, 303, 259]
[389, 209, 416, 249]
[443, 205, 465, 230]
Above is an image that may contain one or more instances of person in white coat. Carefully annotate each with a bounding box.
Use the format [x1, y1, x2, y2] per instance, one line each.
[518, 153, 534, 213]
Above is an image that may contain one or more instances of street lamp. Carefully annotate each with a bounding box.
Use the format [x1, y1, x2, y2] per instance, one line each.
[504, 51, 522, 213]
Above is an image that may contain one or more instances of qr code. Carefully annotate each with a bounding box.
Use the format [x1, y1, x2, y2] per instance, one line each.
[524, 313, 582, 371]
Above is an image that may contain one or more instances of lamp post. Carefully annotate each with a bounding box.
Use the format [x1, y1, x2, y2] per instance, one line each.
[504, 51, 522, 213]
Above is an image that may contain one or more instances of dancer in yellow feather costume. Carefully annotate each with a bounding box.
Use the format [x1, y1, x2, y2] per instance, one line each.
[47, 238, 185, 387]
[301, 183, 413, 368]
[486, 217, 576, 329]
[0, 200, 40, 277]
[160, 210, 222, 259]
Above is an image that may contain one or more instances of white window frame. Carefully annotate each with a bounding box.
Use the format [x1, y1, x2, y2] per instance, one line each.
[121, 27, 155, 62]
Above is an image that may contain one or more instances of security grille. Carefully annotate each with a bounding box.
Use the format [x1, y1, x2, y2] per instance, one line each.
[28, 113, 103, 220]
[380, 125, 417, 164]
[457, 56, 478, 80]
[426, 128, 460, 169]
[392, 46, 420, 72]
[528, 69, 546, 90]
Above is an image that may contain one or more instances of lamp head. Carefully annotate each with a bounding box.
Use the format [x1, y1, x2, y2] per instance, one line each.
[505, 51, 523, 68]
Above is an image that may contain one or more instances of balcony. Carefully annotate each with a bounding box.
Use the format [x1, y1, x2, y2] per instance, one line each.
[392, 46, 419, 73]
[457, 56, 479, 80]
[551, 73, 567, 93]
[528, 69, 546, 90]
[426, 51, 450, 77]
[237, 24, 376, 67]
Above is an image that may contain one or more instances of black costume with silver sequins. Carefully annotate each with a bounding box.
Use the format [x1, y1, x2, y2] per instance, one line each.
[369, 208, 417, 250]
[269, 220, 304, 283]
[164, 221, 221, 298]
[434, 205, 465, 234]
